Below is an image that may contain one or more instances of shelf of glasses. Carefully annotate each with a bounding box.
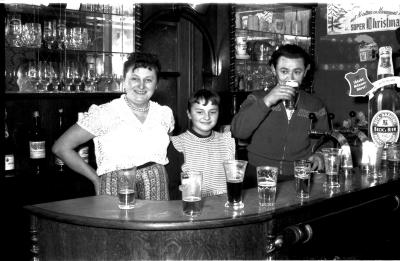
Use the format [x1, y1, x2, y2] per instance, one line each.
[5, 46, 133, 56]
[4, 91, 125, 99]
[237, 28, 311, 40]
[6, 3, 135, 19]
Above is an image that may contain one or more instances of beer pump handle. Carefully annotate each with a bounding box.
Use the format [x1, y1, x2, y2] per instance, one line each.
[328, 113, 335, 131]
[308, 113, 318, 137]
[349, 111, 356, 128]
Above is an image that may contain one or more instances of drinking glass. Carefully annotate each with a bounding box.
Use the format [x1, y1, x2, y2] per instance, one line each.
[57, 19, 66, 49]
[387, 143, 400, 173]
[294, 160, 312, 199]
[283, 80, 299, 110]
[117, 167, 137, 209]
[367, 143, 383, 179]
[340, 146, 353, 171]
[322, 148, 341, 188]
[223, 160, 248, 210]
[72, 27, 83, 49]
[64, 63, 76, 92]
[256, 166, 278, 206]
[64, 28, 73, 49]
[36, 61, 47, 92]
[43, 21, 55, 49]
[44, 62, 56, 92]
[180, 171, 203, 217]
[5, 13, 22, 47]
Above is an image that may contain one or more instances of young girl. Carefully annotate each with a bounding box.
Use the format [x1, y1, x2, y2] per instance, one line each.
[167, 89, 236, 198]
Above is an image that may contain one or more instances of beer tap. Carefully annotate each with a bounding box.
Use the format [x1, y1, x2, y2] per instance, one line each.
[308, 112, 337, 146]
[308, 113, 353, 169]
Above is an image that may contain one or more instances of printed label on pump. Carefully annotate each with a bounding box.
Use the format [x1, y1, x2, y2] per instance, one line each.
[370, 110, 399, 145]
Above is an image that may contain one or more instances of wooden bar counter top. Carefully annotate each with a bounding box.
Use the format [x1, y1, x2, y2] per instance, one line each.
[25, 170, 400, 260]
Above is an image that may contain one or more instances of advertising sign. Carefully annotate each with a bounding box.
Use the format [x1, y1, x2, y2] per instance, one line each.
[327, 3, 400, 35]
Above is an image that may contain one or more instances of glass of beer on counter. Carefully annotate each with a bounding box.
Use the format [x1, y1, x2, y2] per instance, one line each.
[117, 167, 137, 209]
[322, 148, 341, 188]
[294, 160, 312, 199]
[256, 166, 278, 206]
[387, 142, 400, 173]
[223, 160, 248, 210]
[180, 171, 203, 217]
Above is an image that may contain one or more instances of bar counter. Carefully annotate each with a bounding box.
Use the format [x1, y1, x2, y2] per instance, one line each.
[25, 169, 400, 260]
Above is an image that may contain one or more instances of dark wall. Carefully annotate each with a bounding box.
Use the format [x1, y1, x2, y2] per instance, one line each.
[313, 4, 400, 128]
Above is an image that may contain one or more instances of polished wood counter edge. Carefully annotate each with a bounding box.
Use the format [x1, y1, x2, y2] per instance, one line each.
[24, 170, 400, 231]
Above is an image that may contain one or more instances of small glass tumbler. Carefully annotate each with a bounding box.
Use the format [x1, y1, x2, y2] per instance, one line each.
[256, 166, 278, 206]
[387, 142, 400, 173]
[294, 160, 312, 199]
[180, 171, 203, 217]
[322, 148, 341, 188]
[117, 167, 137, 209]
[283, 80, 299, 110]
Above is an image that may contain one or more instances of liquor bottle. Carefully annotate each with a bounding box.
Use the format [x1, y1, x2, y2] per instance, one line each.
[54, 108, 66, 173]
[4, 109, 16, 178]
[368, 46, 400, 146]
[77, 112, 89, 163]
[29, 110, 46, 175]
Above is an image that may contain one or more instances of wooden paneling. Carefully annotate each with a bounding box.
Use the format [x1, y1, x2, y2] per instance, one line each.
[25, 170, 400, 260]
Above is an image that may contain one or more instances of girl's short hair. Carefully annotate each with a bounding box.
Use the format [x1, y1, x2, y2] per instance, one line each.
[123, 53, 161, 81]
[187, 89, 220, 111]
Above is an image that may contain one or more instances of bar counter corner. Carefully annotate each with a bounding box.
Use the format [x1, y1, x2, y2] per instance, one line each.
[24, 170, 400, 260]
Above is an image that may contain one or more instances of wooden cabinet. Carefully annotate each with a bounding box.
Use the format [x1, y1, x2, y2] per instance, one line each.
[2, 3, 142, 177]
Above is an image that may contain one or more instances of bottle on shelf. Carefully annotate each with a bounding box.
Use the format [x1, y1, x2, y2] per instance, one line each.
[29, 110, 46, 175]
[4, 109, 16, 178]
[368, 46, 400, 146]
[54, 108, 66, 173]
[77, 112, 89, 163]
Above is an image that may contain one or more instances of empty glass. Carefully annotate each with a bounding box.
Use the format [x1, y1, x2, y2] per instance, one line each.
[43, 21, 56, 49]
[294, 160, 312, 199]
[322, 148, 341, 188]
[5, 13, 22, 47]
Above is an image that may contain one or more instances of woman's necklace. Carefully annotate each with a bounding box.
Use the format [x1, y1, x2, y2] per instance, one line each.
[124, 95, 150, 112]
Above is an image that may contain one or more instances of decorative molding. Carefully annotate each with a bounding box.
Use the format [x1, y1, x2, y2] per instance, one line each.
[30, 215, 40, 260]
[135, 4, 143, 53]
[229, 4, 236, 91]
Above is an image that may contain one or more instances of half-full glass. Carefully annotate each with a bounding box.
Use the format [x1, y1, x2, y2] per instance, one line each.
[223, 160, 248, 210]
[256, 166, 278, 206]
[117, 167, 137, 209]
[181, 171, 203, 217]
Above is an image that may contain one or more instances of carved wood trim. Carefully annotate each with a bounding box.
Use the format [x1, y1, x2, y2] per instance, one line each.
[30, 215, 40, 261]
[135, 4, 143, 53]
[229, 4, 236, 92]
